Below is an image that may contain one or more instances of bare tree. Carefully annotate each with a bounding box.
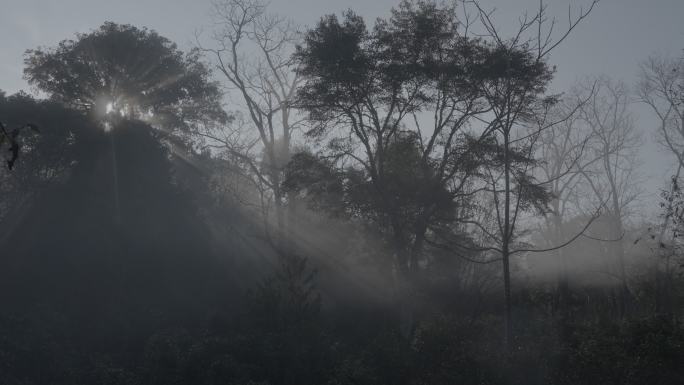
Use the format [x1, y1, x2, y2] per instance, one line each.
[197, 0, 302, 239]
[535, 95, 595, 312]
[465, 0, 600, 349]
[577, 77, 642, 317]
[636, 53, 684, 315]
[638, 54, 684, 169]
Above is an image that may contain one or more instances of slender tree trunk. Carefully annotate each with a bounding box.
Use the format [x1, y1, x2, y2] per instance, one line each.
[273, 182, 286, 250]
[550, 199, 570, 315]
[502, 244, 513, 351]
[409, 218, 428, 272]
[603, 146, 629, 317]
[503, 129, 513, 352]
[392, 226, 414, 338]
[552, 204, 573, 343]
[610, 210, 627, 318]
[266, 137, 287, 250]
[616, 226, 628, 317]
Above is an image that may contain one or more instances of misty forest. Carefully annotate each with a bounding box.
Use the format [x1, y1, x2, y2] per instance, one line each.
[1, 0, 684, 384]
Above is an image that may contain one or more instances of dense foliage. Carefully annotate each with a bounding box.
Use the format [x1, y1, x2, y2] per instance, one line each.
[24, 22, 227, 132]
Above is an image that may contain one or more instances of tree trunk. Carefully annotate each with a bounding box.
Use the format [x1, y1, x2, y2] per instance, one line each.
[503, 129, 513, 352]
[392, 228, 414, 338]
[550, 199, 570, 316]
[502, 244, 513, 351]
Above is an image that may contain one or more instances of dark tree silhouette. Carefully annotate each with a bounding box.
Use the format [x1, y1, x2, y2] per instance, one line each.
[294, 2, 488, 322]
[0, 92, 89, 230]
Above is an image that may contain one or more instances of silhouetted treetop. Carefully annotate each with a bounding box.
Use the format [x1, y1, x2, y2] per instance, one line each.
[24, 22, 227, 132]
[295, 1, 485, 121]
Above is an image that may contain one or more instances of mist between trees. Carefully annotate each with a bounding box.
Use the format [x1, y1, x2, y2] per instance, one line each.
[0, 0, 683, 384]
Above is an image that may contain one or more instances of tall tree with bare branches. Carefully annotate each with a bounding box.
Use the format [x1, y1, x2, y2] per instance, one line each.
[638, 54, 684, 169]
[535, 94, 595, 313]
[463, 0, 600, 349]
[198, 0, 302, 239]
[577, 77, 642, 317]
[637, 53, 684, 315]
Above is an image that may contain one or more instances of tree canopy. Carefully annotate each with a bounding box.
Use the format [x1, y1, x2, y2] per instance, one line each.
[24, 22, 227, 132]
[293, 1, 491, 276]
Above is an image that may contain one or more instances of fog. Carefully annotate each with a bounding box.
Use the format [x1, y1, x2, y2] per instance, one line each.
[0, 1, 683, 384]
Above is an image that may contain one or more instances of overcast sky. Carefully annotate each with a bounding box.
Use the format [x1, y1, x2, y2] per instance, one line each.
[1, 0, 683, 217]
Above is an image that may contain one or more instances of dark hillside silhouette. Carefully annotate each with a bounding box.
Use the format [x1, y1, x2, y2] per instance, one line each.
[0, 120, 238, 370]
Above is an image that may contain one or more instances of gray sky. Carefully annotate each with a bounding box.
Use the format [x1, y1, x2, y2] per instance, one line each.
[1, 0, 683, 217]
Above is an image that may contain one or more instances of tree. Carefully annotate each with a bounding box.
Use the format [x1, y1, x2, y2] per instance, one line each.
[463, 0, 599, 349]
[637, 53, 684, 316]
[655, 171, 684, 311]
[198, 0, 302, 238]
[638, 54, 684, 169]
[24, 22, 226, 133]
[577, 78, 642, 317]
[532, 84, 634, 318]
[294, 0, 601, 343]
[535, 96, 592, 312]
[294, 0, 491, 333]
